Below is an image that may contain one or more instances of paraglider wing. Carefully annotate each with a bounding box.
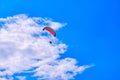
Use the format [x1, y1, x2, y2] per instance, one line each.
[43, 27, 56, 36]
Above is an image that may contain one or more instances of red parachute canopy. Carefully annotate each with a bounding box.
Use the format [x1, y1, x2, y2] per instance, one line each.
[43, 27, 56, 37]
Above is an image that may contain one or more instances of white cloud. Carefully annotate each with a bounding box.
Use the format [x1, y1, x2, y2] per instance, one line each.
[0, 14, 91, 80]
[16, 76, 26, 80]
[48, 21, 66, 30]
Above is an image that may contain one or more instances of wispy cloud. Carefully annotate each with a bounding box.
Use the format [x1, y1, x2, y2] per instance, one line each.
[0, 14, 91, 80]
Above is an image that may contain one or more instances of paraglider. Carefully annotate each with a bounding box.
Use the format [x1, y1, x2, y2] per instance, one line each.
[43, 27, 56, 44]
[43, 27, 56, 37]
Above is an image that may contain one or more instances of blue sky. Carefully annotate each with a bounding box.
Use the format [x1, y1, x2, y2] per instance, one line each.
[0, 0, 120, 80]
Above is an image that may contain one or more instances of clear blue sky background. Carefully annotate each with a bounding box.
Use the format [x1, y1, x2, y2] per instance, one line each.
[0, 0, 120, 80]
